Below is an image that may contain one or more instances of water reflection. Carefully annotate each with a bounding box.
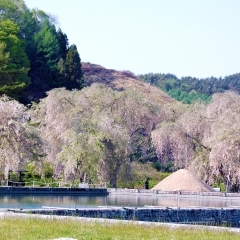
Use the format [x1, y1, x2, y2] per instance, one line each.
[107, 194, 240, 208]
[0, 194, 240, 209]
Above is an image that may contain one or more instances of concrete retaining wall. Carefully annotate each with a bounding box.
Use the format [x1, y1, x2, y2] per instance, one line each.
[12, 207, 240, 228]
[0, 187, 108, 195]
[108, 188, 240, 197]
[1, 187, 240, 197]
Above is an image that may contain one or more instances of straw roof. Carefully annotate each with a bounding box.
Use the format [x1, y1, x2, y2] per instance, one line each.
[151, 169, 214, 192]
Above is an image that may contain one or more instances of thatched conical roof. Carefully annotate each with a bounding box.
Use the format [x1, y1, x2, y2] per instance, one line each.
[151, 169, 214, 192]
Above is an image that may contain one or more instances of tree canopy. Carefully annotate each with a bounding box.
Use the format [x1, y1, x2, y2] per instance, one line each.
[0, 19, 30, 98]
[0, 0, 84, 102]
[138, 72, 240, 104]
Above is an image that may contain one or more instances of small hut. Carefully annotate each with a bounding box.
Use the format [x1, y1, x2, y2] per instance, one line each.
[151, 169, 214, 192]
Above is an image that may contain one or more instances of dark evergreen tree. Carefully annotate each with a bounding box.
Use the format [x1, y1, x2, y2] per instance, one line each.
[19, 8, 37, 56]
[64, 44, 83, 90]
[29, 21, 60, 94]
[57, 28, 69, 60]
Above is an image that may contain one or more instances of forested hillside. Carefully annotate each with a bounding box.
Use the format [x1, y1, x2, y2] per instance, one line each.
[1, 66, 240, 191]
[138, 72, 240, 104]
[0, 0, 83, 103]
[1, 0, 240, 192]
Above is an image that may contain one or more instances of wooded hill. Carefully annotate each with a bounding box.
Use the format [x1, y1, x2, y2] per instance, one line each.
[1, 62, 240, 191]
[1, 0, 240, 191]
[138, 72, 240, 104]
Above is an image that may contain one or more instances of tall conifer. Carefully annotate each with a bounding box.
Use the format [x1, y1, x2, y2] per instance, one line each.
[64, 44, 83, 90]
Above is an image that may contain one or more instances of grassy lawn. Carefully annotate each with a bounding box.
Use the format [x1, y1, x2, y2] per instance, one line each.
[0, 217, 239, 240]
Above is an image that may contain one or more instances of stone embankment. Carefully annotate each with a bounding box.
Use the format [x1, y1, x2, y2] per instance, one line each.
[9, 206, 240, 228]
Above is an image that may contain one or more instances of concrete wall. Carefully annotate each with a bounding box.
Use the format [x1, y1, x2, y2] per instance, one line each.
[14, 207, 240, 228]
[0, 187, 108, 195]
[2, 186, 240, 197]
[108, 188, 240, 197]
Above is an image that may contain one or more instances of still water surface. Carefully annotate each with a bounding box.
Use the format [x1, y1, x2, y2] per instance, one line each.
[1, 194, 240, 209]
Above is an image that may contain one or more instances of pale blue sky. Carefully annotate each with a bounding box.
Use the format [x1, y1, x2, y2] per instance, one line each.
[24, 0, 240, 78]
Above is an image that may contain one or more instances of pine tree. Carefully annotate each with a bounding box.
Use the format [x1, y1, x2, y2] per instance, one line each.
[57, 28, 69, 60]
[32, 21, 60, 89]
[64, 44, 83, 90]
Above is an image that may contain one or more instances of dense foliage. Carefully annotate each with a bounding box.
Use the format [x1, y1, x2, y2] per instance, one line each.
[0, 19, 30, 98]
[1, 87, 240, 191]
[1, 0, 240, 192]
[152, 91, 240, 192]
[0, 0, 83, 102]
[30, 85, 163, 188]
[138, 72, 240, 104]
[0, 95, 44, 179]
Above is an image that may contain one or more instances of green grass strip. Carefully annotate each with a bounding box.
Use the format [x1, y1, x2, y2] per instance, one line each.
[0, 216, 240, 240]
